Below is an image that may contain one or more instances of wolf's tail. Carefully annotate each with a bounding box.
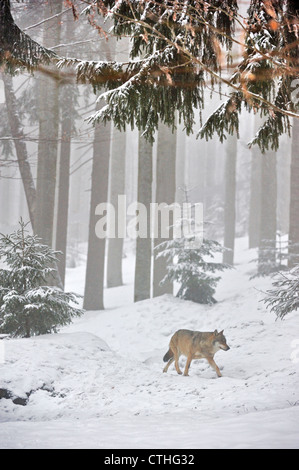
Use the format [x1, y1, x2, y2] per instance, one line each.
[163, 349, 173, 362]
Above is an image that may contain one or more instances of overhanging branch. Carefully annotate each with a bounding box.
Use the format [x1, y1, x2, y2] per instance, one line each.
[0, 0, 57, 73]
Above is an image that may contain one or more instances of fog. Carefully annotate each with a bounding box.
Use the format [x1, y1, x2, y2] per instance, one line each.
[0, 0, 295, 309]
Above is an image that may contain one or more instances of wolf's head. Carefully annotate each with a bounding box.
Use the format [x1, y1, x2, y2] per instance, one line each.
[213, 330, 230, 351]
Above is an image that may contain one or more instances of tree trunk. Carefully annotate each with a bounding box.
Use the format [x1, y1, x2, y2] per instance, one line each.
[288, 118, 299, 267]
[106, 127, 126, 288]
[223, 134, 237, 265]
[83, 104, 111, 310]
[258, 151, 277, 274]
[2, 72, 36, 229]
[175, 123, 186, 204]
[134, 133, 153, 302]
[55, 15, 75, 288]
[249, 116, 262, 249]
[153, 123, 176, 297]
[25, 317, 31, 339]
[204, 142, 217, 211]
[55, 83, 73, 288]
[35, 0, 62, 248]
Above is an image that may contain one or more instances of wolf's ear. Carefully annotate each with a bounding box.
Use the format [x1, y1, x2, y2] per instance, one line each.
[220, 330, 224, 335]
[214, 330, 218, 336]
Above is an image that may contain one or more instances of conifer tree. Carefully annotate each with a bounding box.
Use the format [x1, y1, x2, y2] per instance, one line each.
[200, 0, 299, 151]
[1, 0, 298, 151]
[0, 221, 83, 338]
[155, 233, 231, 304]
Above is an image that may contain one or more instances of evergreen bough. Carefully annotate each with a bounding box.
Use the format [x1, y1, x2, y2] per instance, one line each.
[0, 221, 83, 338]
[262, 265, 299, 320]
[3, 0, 298, 152]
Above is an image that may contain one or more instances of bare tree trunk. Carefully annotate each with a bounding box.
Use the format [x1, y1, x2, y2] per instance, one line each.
[223, 134, 237, 265]
[153, 123, 176, 297]
[106, 127, 126, 288]
[84, 37, 114, 310]
[204, 143, 216, 211]
[249, 116, 262, 249]
[0, 170, 12, 232]
[2, 72, 36, 229]
[258, 151, 277, 273]
[35, 0, 62, 248]
[134, 133, 153, 302]
[175, 123, 186, 204]
[55, 84, 73, 287]
[83, 104, 111, 310]
[289, 118, 299, 267]
[55, 15, 75, 288]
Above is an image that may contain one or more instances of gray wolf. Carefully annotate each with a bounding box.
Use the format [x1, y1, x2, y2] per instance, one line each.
[163, 329, 230, 377]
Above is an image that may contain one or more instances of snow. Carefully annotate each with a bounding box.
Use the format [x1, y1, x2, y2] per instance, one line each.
[0, 237, 299, 449]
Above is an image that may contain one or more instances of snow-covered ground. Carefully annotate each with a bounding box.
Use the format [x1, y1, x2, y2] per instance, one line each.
[0, 238, 299, 449]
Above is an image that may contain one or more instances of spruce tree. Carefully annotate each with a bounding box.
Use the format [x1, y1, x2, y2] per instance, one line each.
[0, 220, 83, 338]
[3, 0, 298, 151]
[155, 235, 231, 305]
[200, 0, 299, 152]
[262, 265, 299, 319]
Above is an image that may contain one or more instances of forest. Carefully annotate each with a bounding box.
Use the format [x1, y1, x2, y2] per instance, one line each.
[0, 0, 298, 310]
[0, 0, 299, 450]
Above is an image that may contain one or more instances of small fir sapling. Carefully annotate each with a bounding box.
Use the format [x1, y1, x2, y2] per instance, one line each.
[0, 220, 83, 338]
[155, 233, 231, 305]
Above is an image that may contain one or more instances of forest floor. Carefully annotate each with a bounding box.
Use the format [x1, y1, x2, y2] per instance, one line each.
[0, 238, 299, 449]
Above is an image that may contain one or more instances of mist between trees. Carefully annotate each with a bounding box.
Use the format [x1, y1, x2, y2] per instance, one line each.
[95, 196, 203, 243]
[0, 0, 298, 311]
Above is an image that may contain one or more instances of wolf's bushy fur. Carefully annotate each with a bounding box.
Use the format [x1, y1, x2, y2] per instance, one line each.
[163, 329, 230, 378]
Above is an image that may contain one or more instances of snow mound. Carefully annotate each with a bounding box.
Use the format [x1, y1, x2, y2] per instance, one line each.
[0, 333, 111, 421]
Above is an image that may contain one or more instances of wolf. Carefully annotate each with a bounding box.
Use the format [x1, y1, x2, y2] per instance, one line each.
[163, 329, 230, 378]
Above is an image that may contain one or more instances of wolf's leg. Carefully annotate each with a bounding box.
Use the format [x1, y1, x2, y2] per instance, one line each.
[184, 353, 193, 376]
[174, 350, 182, 375]
[207, 357, 222, 377]
[163, 356, 175, 373]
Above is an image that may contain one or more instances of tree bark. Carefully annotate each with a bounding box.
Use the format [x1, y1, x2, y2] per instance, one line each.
[175, 123, 186, 204]
[106, 127, 126, 288]
[35, 0, 62, 248]
[2, 72, 36, 230]
[55, 83, 73, 288]
[288, 118, 299, 267]
[153, 123, 176, 297]
[223, 134, 237, 265]
[83, 104, 111, 310]
[258, 151, 277, 273]
[55, 15, 75, 288]
[134, 133, 153, 302]
[249, 116, 262, 249]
